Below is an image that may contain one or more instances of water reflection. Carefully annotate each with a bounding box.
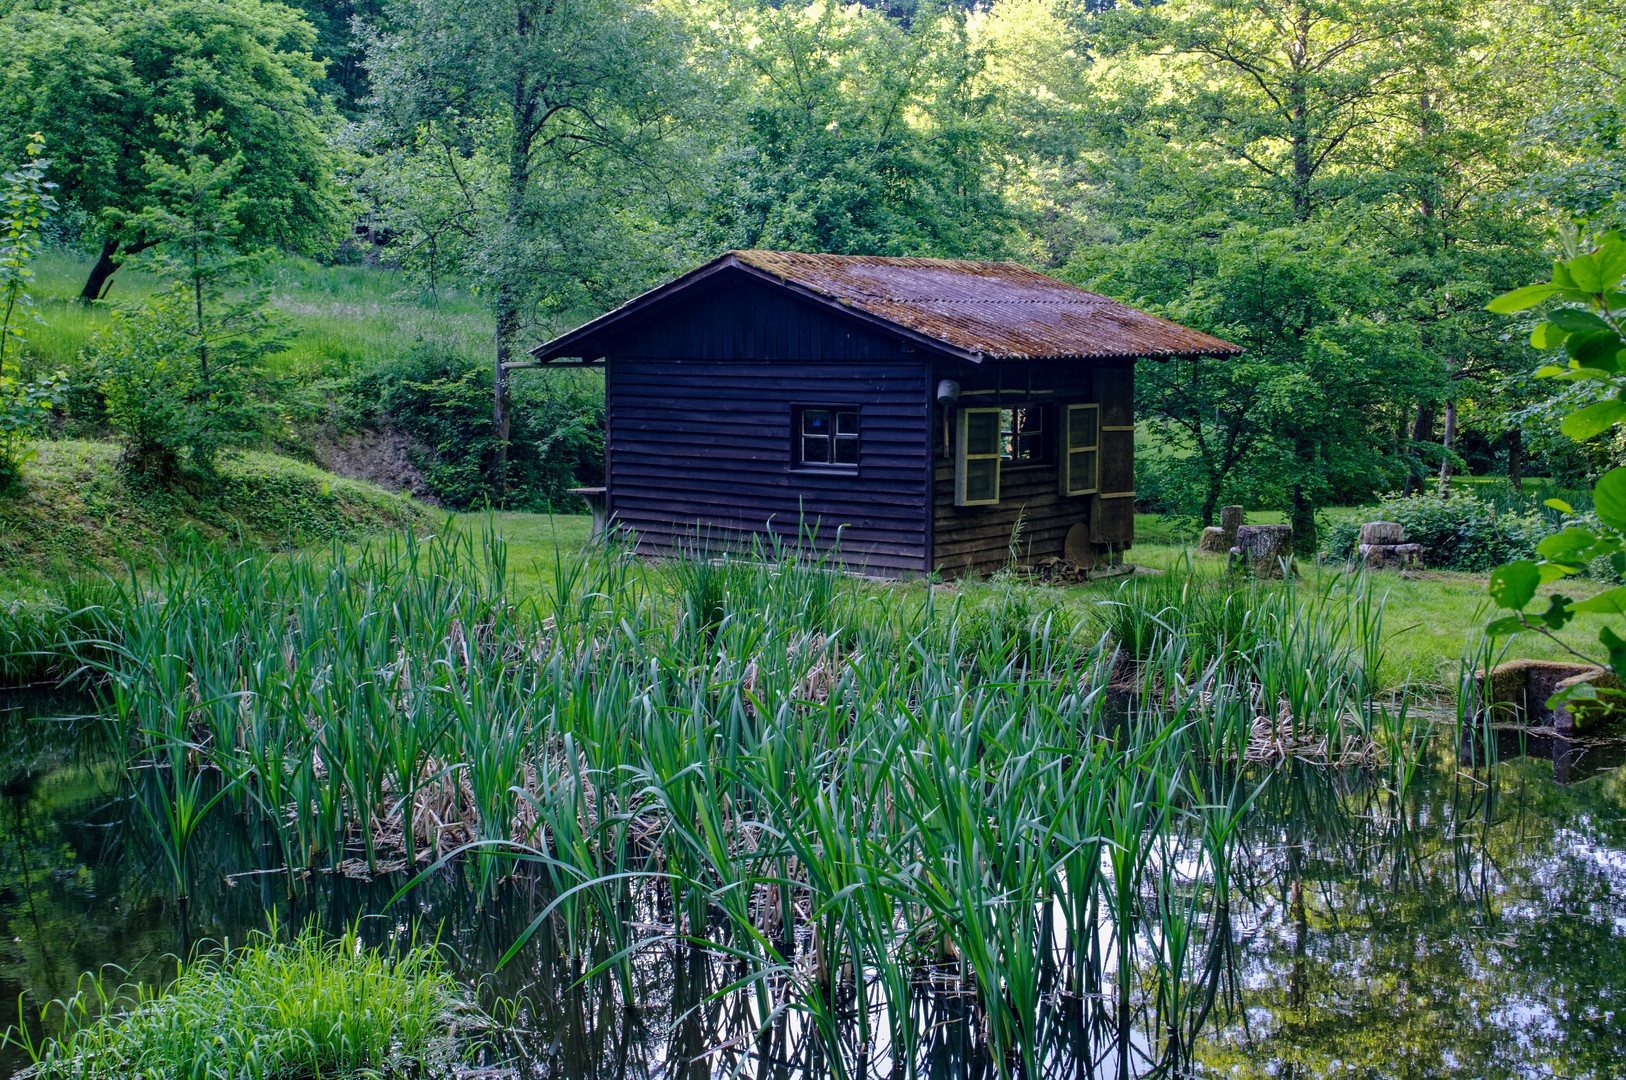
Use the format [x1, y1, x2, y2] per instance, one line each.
[0, 693, 1622, 1079]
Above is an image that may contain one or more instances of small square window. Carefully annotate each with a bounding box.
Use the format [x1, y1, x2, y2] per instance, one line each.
[796, 407, 858, 468]
[1000, 406, 1048, 465]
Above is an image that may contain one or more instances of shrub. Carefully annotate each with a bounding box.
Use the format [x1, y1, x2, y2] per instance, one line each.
[337, 344, 605, 512]
[11, 926, 487, 1079]
[1323, 491, 1553, 572]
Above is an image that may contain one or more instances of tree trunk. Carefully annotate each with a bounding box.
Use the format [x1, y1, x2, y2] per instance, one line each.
[1405, 401, 1436, 495]
[1508, 426, 1523, 494]
[493, 287, 517, 499]
[79, 240, 123, 303]
[1200, 483, 1220, 528]
[1436, 398, 1456, 496]
[1290, 482, 1316, 557]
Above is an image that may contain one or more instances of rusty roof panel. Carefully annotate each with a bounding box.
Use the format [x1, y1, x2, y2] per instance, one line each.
[530, 250, 1243, 362]
[731, 250, 1242, 359]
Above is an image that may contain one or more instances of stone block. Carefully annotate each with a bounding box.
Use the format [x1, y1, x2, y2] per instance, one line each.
[1553, 669, 1626, 734]
[1477, 658, 1623, 730]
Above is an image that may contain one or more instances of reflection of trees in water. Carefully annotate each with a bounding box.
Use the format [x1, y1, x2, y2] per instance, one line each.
[1199, 742, 1626, 1079]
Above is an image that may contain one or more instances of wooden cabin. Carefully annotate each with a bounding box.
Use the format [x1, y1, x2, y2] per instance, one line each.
[529, 251, 1241, 578]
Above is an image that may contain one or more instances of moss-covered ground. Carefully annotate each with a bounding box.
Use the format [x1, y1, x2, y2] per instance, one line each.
[0, 440, 432, 577]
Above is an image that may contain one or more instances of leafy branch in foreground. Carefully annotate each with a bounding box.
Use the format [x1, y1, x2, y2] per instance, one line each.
[1484, 230, 1626, 699]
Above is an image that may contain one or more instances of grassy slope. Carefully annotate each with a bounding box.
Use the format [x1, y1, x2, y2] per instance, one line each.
[0, 441, 433, 575]
[24, 251, 494, 383]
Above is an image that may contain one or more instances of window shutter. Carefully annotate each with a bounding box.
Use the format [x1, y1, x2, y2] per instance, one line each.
[955, 407, 1001, 506]
[1092, 365, 1136, 543]
[1058, 403, 1099, 497]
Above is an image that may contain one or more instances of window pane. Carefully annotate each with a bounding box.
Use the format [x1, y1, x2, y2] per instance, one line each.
[804, 409, 832, 436]
[803, 435, 830, 464]
[965, 458, 998, 503]
[1070, 449, 1097, 491]
[1018, 408, 1042, 434]
[966, 410, 1000, 454]
[1070, 407, 1097, 449]
[835, 410, 858, 436]
[834, 435, 858, 464]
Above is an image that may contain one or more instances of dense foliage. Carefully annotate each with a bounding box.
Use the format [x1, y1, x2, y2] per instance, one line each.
[0, 0, 1620, 511]
[1324, 491, 1555, 571]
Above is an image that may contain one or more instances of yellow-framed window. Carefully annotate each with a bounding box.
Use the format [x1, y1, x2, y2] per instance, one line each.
[1058, 403, 1099, 497]
[955, 407, 1002, 506]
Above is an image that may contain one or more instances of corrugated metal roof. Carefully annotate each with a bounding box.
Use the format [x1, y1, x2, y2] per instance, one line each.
[732, 251, 1241, 359]
[530, 250, 1242, 361]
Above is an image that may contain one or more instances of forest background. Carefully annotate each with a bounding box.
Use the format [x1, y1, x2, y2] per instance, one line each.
[1, 0, 1622, 544]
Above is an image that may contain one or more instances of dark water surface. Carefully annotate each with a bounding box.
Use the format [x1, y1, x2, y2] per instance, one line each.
[0, 691, 1622, 1078]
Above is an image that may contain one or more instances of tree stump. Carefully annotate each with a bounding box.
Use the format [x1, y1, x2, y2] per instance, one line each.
[1198, 504, 1245, 554]
[1358, 521, 1404, 545]
[1356, 521, 1423, 570]
[1228, 524, 1294, 577]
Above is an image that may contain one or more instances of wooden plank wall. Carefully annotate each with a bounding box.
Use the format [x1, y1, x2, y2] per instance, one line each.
[931, 359, 1135, 577]
[603, 277, 931, 576]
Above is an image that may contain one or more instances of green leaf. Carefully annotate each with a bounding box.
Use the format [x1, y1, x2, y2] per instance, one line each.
[1565, 329, 1626, 369]
[1569, 586, 1626, 614]
[1538, 527, 1603, 561]
[1540, 593, 1576, 630]
[1548, 308, 1614, 333]
[1601, 625, 1626, 681]
[1486, 283, 1560, 313]
[1546, 498, 1575, 513]
[1595, 467, 1626, 531]
[1567, 252, 1606, 293]
[1598, 237, 1626, 289]
[1485, 615, 1526, 636]
[1560, 400, 1626, 439]
[1531, 322, 1569, 349]
[1487, 560, 1540, 609]
[1540, 562, 1578, 583]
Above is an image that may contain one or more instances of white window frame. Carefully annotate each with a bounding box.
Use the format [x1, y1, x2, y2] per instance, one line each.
[955, 407, 1003, 506]
[1058, 403, 1100, 497]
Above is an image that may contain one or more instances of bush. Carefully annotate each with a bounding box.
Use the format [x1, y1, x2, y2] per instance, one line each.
[1323, 491, 1554, 572]
[89, 288, 273, 478]
[11, 926, 487, 1079]
[337, 344, 604, 512]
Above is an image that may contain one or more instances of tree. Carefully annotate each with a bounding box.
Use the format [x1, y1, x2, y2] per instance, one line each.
[707, 0, 1014, 258]
[0, 135, 67, 489]
[361, 0, 698, 492]
[0, 0, 341, 302]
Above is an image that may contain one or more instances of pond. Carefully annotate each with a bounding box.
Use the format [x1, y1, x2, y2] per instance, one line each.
[2, 688, 1621, 1079]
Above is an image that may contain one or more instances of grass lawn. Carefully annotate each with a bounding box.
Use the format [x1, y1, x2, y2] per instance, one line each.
[457, 511, 1614, 697]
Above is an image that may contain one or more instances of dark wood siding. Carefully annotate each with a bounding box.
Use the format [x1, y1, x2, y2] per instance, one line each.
[931, 359, 1135, 577]
[603, 277, 931, 576]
